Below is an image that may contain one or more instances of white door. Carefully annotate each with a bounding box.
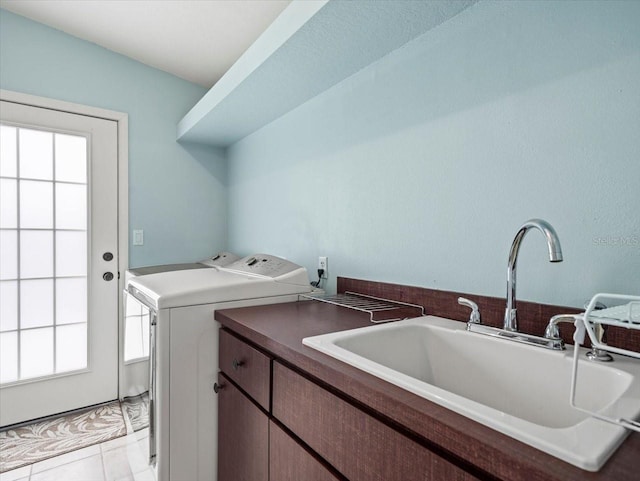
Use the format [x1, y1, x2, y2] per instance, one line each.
[0, 100, 119, 426]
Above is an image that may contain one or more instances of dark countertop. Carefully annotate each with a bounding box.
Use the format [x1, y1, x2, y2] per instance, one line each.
[215, 300, 640, 481]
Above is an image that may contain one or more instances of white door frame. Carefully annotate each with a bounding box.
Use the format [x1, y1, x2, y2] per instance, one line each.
[0, 88, 129, 401]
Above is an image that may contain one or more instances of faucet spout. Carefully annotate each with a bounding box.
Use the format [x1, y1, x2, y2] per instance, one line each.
[504, 219, 563, 331]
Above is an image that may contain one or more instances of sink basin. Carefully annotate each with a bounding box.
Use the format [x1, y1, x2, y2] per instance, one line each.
[303, 316, 640, 471]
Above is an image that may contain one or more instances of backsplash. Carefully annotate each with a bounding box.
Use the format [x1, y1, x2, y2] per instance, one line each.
[338, 277, 640, 353]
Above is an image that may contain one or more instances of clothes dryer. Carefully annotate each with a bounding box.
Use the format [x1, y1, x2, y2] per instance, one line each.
[126, 254, 313, 481]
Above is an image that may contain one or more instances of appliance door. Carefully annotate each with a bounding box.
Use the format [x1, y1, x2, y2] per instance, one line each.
[123, 289, 156, 465]
[148, 309, 157, 466]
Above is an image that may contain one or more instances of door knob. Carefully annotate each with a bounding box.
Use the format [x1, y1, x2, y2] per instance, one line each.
[103, 252, 114, 261]
[103, 272, 114, 281]
[213, 382, 224, 393]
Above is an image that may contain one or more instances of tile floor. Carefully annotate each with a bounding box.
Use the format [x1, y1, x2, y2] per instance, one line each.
[0, 428, 155, 481]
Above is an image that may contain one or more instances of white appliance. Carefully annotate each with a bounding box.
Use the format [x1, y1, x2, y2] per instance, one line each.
[125, 251, 240, 284]
[125, 254, 313, 481]
[121, 252, 240, 398]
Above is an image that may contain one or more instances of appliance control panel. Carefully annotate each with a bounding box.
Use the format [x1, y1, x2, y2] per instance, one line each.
[198, 251, 240, 267]
[223, 254, 304, 278]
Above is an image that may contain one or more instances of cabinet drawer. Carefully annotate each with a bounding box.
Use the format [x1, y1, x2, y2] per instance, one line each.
[219, 329, 271, 410]
[272, 362, 478, 481]
[270, 421, 340, 481]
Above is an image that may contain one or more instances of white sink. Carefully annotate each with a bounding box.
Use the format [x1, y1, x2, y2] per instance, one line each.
[302, 316, 640, 471]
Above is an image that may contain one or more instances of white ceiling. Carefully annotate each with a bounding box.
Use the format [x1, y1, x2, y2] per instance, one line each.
[0, 0, 292, 88]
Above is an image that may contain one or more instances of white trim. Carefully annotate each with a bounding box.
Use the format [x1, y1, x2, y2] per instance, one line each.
[0, 89, 128, 123]
[0, 89, 129, 398]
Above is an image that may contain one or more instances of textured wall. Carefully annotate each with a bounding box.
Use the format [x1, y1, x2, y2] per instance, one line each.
[0, 9, 227, 267]
[227, 0, 640, 307]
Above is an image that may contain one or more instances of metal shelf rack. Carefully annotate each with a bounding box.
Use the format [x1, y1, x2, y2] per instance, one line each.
[299, 291, 424, 323]
[570, 293, 640, 432]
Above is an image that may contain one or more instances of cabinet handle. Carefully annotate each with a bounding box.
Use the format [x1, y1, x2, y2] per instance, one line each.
[232, 359, 244, 370]
[213, 382, 224, 393]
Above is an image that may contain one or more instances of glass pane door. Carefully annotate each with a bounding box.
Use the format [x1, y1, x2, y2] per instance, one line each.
[1, 99, 119, 427]
[1, 125, 89, 385]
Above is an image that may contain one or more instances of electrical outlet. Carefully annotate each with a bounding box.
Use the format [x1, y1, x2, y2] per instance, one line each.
[318, 256, 328, 278]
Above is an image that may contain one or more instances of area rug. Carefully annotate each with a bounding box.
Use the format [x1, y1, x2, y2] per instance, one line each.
[0, 401, 126, 473]
[121, 392, 149, 432]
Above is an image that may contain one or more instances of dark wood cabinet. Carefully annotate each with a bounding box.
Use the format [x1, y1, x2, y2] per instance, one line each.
[219, 328, 271, 410]
[270, 421, 340, 481]
[218, 327, 481, 481]
[272, 361, 478, 481]
[217, 372, 269, 481]
[216, 297, 640, 481]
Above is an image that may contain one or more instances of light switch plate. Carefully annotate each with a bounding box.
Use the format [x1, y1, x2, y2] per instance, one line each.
[133, 229, 144, 246]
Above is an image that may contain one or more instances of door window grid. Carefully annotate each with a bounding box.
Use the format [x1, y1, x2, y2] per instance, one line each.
[0, 124, 89, 385]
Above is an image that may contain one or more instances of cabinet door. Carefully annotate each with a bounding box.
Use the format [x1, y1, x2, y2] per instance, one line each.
[272, 362, 479, 481]
[270, 421, 340, 481]
[218, 373, 269, 481]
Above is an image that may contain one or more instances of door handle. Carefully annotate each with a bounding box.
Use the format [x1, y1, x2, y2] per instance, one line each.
[103, 272, 114, 281]
[103, 252, 114, 261]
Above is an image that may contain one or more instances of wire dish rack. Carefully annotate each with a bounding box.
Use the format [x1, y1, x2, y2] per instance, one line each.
[299, 291, 424, 323]
[570, 293, 640, 432]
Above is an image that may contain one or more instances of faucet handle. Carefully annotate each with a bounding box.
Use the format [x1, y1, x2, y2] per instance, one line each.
[458, 297, 481, 324]
[544, 314, 577, 341]
[582, 301, 613, 362]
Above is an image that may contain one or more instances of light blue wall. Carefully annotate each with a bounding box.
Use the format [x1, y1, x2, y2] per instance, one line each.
[0, 9, 227, 267]
[227, 0, 640, 308]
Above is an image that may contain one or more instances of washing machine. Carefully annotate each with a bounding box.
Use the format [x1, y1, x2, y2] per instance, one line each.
[121, 252, 239, 398]
[124, 251, 240, 284]
[125, 254, 313, 481]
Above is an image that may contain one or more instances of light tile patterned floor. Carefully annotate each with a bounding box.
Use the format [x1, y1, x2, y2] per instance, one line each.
[0, 428, 155, 481]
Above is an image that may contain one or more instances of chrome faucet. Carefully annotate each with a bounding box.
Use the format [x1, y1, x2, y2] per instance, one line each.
[504, 219, 563, 331]
[458, 297, 481, 327]
[543, 303, 614, 361]
[543, 314, 577, 348]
